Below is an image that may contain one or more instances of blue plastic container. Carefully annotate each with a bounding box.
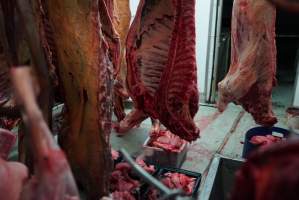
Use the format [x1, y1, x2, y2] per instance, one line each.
[242, 126, 290, 158]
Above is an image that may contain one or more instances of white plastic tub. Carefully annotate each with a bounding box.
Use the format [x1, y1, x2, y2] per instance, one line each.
[142, 137, 188, 168]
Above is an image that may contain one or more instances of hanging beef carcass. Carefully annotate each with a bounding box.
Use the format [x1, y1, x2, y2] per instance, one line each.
[231, 140, 299, 200]
[115, 0, 199, 142]
[111, 0, 132, 122]
[99, 0, 121, 77]
[113, 0, 131, 89]
[0, 1, 29, 130]
[99, 0, 132, 123]
[11, 67, 80, 200]
[217, 0, 277, 126]
[98, 0, 126, 122]
[0, 0, 53, 171]
[44, 0, 113, 198]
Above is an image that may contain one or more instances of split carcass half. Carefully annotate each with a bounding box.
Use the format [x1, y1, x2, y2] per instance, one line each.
[99, 0, 121, 78]
[217, 0, 277, 126]
[98, 0, 127, 122]
[113, 0, 131, 87]
[111, 0, 132, 122]
[11, 67, 80, 200]
[44, 0, 113, 198]
[0, 0, 53, 169]
[116, 0, 199, 142]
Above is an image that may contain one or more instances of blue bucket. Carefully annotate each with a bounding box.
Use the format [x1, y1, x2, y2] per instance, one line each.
[242, 126, 290, 158]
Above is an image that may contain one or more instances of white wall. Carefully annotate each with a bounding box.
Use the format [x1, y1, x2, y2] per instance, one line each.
[129, 0, 213, 95]
[196, 0, 214, 95]
[294, 84, 299, 107]
[130, 1, 139, 19]
[293, 51, 299, 107]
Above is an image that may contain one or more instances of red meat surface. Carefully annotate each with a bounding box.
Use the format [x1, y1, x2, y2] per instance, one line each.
[147, 172, 195, 200]
[10, 67, 80, 200]
[135, 158, 155, 174]
[0, 118, 19, 130]
[110, 162, 140, 193]
[231, 140, 299, 200]
[20, 149, 80, 200]
[110, 158, 156, 199]
[162, 173, 195, 195]
[250, 135, 282, 146]
[115, 0, 199, 142]
[217, 0, 277, 126]
[0, 158, 28, 200]
[112, 149, 120, 161]
[148, 130, 187, 152]
[112, 191, 136, 200]
[0, 128, 16, 160]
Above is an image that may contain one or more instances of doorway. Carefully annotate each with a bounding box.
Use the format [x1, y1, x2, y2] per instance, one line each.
[207, 0, 299, 108]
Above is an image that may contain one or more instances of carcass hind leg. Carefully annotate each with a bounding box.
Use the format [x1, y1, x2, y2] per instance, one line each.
[113, 92, 126, 122]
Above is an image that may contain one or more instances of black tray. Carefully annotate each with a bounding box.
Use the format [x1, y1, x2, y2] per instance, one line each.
[143, 167, 202, 199]
[111, 152, 160, 199]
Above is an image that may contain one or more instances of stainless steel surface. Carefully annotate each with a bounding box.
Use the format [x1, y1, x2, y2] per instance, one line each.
[199, 154, 244, 200]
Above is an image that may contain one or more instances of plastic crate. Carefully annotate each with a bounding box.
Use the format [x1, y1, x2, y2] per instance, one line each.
[143, 137, 188, 168]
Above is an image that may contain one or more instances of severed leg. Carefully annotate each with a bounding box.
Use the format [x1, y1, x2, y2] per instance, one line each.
[113, 80, 128, 122]
[0, 157, 28, 200]
[11, 67, 80, 200]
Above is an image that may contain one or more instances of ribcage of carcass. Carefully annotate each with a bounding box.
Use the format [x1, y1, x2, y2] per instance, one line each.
[135, 0, 175, 97]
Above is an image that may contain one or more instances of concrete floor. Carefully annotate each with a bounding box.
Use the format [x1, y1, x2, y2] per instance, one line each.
[110, 82, 295, 194]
